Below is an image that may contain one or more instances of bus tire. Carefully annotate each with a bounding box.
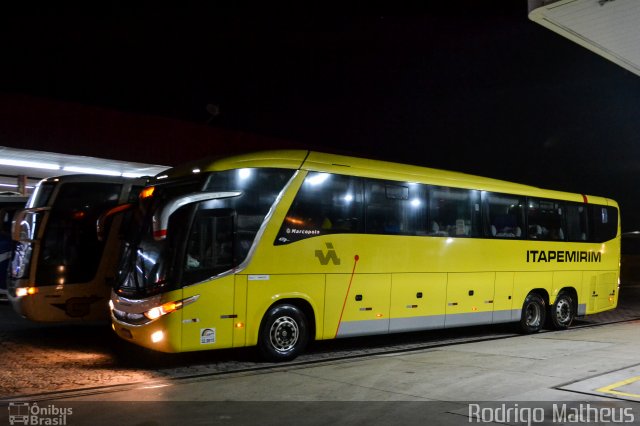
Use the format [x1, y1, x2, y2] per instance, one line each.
[258, 304, 308, 362]
[520, 293, 546, 334]
[548, 291, 575, 330]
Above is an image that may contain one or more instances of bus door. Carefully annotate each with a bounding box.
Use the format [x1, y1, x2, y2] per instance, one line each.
[180, 208, 236, 351]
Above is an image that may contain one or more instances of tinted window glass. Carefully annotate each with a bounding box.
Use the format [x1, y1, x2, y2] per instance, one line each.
[565, 203, 589, 242]
[527, 198, 566, 241]
[128, 185, 145, 203]
[202, 168, 295, 261]
[276, 172, 363, 245]
[36, 182, 122, 285]
[591, 205, 618, 242]
[484, 192, 525, 238]
[183, 208, 235, 284]
[429, 187, 478, 237]
[365, 180, 427, 235]
[29, 182, 55, 208]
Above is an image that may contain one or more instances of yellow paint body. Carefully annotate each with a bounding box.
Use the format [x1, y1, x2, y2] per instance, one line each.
[111, 151, 620, 353]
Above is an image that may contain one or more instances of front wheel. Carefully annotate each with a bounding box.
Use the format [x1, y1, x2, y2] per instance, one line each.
[258, 304, 309, 362]
[520, 293, 546, 334]
[548, 292, 575, 330]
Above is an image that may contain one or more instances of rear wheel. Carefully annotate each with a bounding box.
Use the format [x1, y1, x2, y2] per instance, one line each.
[520, 293, 546, 333]
[548, 292, 575, 330]
[258, 304, 308, 362]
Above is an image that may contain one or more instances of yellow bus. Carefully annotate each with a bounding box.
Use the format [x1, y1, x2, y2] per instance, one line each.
[110, 151, 620, 361]
[9, 174, 146, 322]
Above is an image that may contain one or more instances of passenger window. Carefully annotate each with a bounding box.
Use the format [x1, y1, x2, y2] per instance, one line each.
[275, 172, 364, 245]
[591, 205, 618, 242]
[183, 208, 235, 284]
[429, 187, 477, 237]
[565, 203, 589, 242]
[484, 193, 525, 238]
[527, 198, 566, 241]
[365, 180, 427, 236]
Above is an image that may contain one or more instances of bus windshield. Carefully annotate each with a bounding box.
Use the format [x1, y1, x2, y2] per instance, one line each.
[36, 182, 123, 285]
[11, 181, 124, 284]
[115, 168, 295, 298]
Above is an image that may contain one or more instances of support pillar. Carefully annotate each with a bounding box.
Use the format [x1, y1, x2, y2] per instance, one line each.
[17, 175, 27, 195]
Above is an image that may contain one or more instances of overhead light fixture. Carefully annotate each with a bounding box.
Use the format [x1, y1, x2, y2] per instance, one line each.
[63, 166, 122, 176]
[0, 158, 60, 170]
[122, 172, 144, 178]
[0, 183, 35, 189]
[307, 173, 329, 186]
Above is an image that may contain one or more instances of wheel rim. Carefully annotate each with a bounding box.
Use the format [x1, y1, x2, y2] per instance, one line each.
[525, 302, 541, 327]
[555, 298, 572, 324]
[269, 316, 299, 353]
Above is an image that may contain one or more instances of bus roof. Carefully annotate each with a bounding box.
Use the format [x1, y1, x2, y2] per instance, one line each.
[157, 150, 617, 207]
[37, 174, 149, 185]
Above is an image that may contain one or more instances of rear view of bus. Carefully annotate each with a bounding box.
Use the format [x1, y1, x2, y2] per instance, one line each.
[9, 175, 146, 322]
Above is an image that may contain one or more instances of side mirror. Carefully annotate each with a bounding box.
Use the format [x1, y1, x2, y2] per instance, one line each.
[152, 191, 241, 240]
[11, 207, 50, 242]
[96, 203, 134, 242]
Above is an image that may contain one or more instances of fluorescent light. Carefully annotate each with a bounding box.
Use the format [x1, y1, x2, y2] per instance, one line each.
[307, 173, 329, 185]
[0, 158, 60, 170]
[238, 168, 252, 179]
[63, 166, 121, 176]
[0, 183, 35, 189]
[122, 172, 143, 178]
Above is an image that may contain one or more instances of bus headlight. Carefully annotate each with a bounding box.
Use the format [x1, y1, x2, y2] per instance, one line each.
[145, 302, 178, 320]
[143, 295, 200, 321]
[15, 287, 38, 297]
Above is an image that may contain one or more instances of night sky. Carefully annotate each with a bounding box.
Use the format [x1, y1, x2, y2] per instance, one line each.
[2, 4, 640, 230]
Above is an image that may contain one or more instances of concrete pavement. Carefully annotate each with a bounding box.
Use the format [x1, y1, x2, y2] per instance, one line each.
[58, 320, 640, 403]
[3, 316, 640, 425]
[3, 287, 640, 425]
[2, 319, 633, 425]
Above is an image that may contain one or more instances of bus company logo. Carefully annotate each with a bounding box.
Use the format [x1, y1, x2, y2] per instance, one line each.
[315, 242, 341, 266]
[8, 402, 73, 425]
[526, 250, 602, 263]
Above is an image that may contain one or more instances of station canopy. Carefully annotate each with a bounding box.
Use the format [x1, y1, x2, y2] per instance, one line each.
[529, 0, 640, 77]
[0, 146, 168, 195]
